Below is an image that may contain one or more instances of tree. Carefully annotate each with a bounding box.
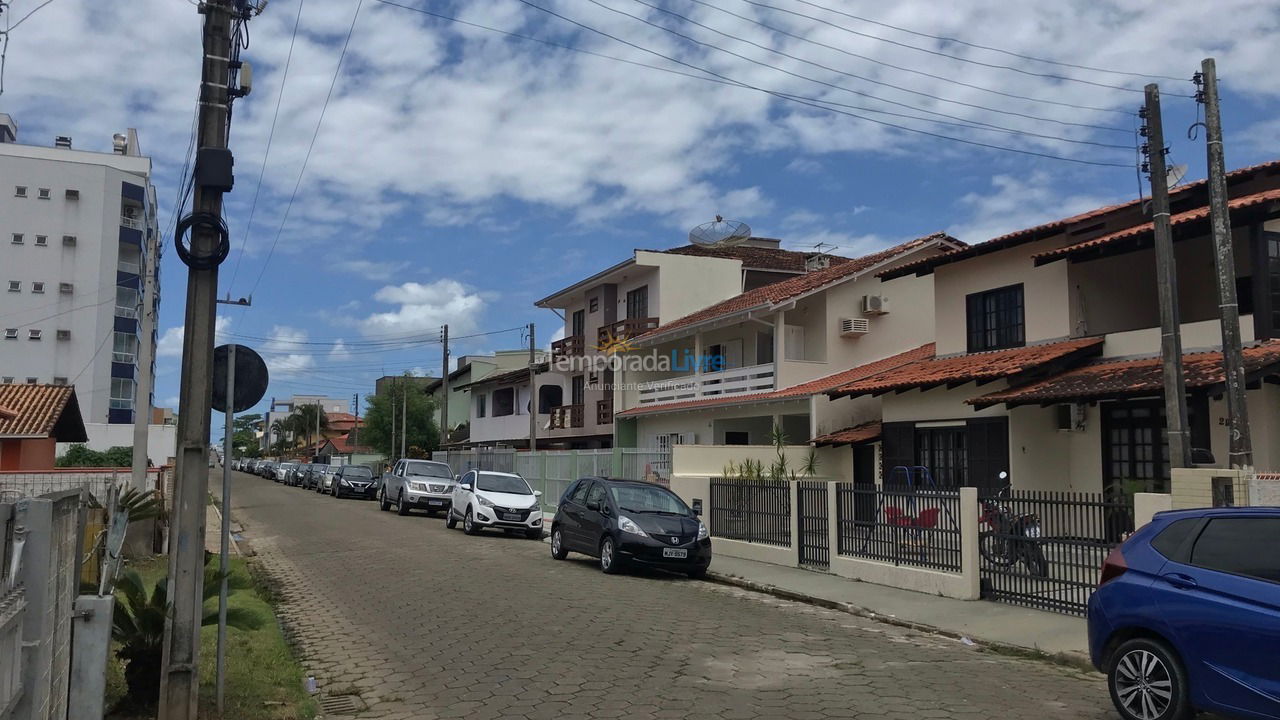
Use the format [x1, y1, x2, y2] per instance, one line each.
[290, 404, 330, 451]
[56, 444, 140, 467]
[362, 375, 438, 459]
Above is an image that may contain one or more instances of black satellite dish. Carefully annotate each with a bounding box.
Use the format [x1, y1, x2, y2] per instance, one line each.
[212, 344, 269, 413]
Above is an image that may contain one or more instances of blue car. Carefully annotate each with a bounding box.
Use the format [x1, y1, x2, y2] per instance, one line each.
[1087, 507, 1280, 720]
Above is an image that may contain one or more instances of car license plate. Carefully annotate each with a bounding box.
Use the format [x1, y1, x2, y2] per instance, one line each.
[428, 499, 444, 506]
[662, 548, 688, 559]
[502, 513, 521, 521]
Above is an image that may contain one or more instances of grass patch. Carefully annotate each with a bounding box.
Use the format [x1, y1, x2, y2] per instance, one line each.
[106, 555, 316, 720]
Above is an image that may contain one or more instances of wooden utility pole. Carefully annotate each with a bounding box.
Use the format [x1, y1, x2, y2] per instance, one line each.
[160, 1, 237, 717]
[1200, 58, 1254, 472]
[1144, 84, 1193, 470]
[528, 323, 537, 451]
[441, 324, 449, 445]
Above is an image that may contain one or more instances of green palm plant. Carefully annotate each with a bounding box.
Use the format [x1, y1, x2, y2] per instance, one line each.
[291, 404, 330, 451]
[111, 560, 263, 709]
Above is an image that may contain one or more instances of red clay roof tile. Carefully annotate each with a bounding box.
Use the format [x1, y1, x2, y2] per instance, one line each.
[637, 233, 960, 342]
[826, 337, 1104, 399]
[811, 421, 881, 447]
[0, 384, 81, 438]
[969, 340, 1280, 408]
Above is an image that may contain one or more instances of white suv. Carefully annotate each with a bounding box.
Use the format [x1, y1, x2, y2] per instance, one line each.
[380, 459, 456, 516]
[446, 470, 543, 539]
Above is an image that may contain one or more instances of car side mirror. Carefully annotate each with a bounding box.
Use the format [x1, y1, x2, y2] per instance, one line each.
[461, 483, 472, 491]
[533, 490, 543, 498]
[586, 500, 601, 512]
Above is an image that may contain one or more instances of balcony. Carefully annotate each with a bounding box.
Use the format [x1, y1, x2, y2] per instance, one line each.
[112, 351, 136, 364]
[118, 259, 141, 275]
[599, 317, 659, 345]
[596, 398, 614, 425]
[114, 306, 138, 319]
[549, 404, 585, 430]
[551, 334, 585, 361]
[120, 215, 143, 230]
[636, 363, 776, 405]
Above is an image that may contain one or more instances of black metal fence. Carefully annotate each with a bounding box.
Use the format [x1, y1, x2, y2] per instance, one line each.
[977, 489, 1133, 616]
[835, 484, 963, 572]
[796, 481, 829, 568]
[710, 478, 791, 547]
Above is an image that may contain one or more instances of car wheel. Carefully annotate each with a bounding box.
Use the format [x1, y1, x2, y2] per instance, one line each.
[396, 491, 410, 516]
[599, 536, 623, 574]
[463, 508, 480, 535]
[550, 528, 568, 559]
[525, 528, 543, 540]
[378, 489, 390, 512]
[1107, 637, 1193, 720]
[445, 510, 458, 529]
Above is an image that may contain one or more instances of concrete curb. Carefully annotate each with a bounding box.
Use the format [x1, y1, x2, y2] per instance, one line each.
[706, 570, 1095, 673]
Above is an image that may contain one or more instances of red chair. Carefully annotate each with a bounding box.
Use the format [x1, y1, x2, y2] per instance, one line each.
[883, 506, 912, 527]
[913, 507, 940, 529]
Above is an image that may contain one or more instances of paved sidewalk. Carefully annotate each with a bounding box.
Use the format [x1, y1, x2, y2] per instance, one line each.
[708, 555, 1090, 665]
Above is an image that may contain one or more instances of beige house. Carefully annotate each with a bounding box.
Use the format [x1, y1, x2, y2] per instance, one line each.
[612, 233, 965, 463]
[534, 238, 849, 448]
[825, 159, 1280, 498]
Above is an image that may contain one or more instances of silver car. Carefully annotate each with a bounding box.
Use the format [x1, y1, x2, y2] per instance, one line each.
[275, 462, 296, 483]
[317, 465, 342, 493]
[380, 459, 455, 516]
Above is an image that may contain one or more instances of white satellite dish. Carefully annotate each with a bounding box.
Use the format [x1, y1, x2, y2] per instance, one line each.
[689, 216, 752, 248]
[1167, 164, 1188, 187]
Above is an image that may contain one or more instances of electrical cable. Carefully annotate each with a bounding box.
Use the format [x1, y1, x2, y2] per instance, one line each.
[243, 0, 363, 304]
[618, 0, 1132, 147]
[512, 0, 1131, 167]
[744, 0, 1195, 97]
[226, 0, 306, 294]
[3, 0, 53, 31]
[71, 328, 114, 386]
[687, 0, 1133, 119]
[788, 0, 1190, 83]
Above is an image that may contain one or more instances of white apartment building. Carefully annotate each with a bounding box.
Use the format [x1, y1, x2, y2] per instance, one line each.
[0, 115, 162, 449]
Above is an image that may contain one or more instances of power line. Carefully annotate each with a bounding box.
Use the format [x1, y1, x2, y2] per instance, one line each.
[71, 327, 113, 385]
[687, 0, 1133, 120]
[226, 0, 306, 295]
[742, 0, 1195, 97]
[243, 0, 363, 304]
[511, 0, 1129, 167]
[616, 0, 1131, 148]
[3, 0, 54, 31]
[789, 0, 1189, 83]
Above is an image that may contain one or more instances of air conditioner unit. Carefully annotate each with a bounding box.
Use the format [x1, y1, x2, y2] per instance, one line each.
[862, 294, 890, 315]
[1055, 403, 1087, 432]
[839, 317, 870, 337]
[123, 206, 138, 218]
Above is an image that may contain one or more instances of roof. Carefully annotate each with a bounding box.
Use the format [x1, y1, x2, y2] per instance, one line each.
[1032, 187, 1280, 265]
[969, 340, 1280, 408]
[636, 233, 962, 343]
[322, 433, 374, 454]
[811, 421, 882, 447]
[657, 241, 853, 273]
[0, 384, 87, 441]
[326, 412, 362, 424]
[456, 362, 549, 390]
[615, 344, 935, 418]
[826, 337, 1105, 400]
[881, 159, 1280, 280]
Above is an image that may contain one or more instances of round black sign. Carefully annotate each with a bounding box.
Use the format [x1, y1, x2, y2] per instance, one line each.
[212, 344, 269, 413]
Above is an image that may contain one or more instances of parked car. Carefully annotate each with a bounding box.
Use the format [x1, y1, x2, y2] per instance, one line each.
[445, 470, 543, 539]
[551, 477, 710, 578]
[317, 465, 341, 493]
[259, 461, 276, 479]
[380, 459, 455, 516]
[300, 464, 326, 490]
[274, 462, 296, 483]
[288, 464, 310, 487]
[1088, 507, 1280, 720]
[331, 464, 377, 499]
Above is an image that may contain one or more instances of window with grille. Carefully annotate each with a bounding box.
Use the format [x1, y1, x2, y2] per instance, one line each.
[56, 329, 70, 340]
[35, 235, 47, 246]
[28, 329, 41, 340]
[32, 282, 45, 294]
[11, 233, 21, 245]
[3, 329, 16, 339]
[25, 377, 37, 384]
[7, 281, 18, 292]
[14, 186, 26, 197]
[0, 377, 11, 384]
[626, 286, 649, 320]
[37, 188, 50, 199]
[966, 284, 1025, 352]
[915, 426, 967, 488]
[53, 377, 68, 385]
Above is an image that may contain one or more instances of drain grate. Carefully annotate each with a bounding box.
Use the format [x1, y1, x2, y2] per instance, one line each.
[318, 694, 365, 715]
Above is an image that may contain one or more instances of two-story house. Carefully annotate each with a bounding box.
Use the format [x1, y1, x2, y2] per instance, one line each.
[534, 238, 853, 448]
[611, 234, 964, 460]
[428, 352, 531, 446]
[823, 159, 1280, 499]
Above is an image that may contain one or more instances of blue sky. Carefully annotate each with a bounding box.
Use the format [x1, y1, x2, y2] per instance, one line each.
[3, 0, 1279, 420]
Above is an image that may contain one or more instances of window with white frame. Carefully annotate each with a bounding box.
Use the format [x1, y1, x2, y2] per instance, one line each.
[7, 281, 18, 292]
[53, 376, 68, 385]
[28, 329, 41, 340]
[0, 377, 11, 384]
[31, 282, 45, 294]
[37, 188, 50, 199]
[113, 332, 138, 363]
[11, 233, 22, 244]
[110, 378, 135, 409]
[14, 186, 26, 197]
[35, 235, 47, 246]
[25, 377, 37, 384]
[3, 329, 16, 339]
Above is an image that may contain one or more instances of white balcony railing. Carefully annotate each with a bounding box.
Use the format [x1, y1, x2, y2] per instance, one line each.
[120, 215, 142, 230]
[112, 351, 136, 364]
[636, 363, 776, 405]
[114, 306, 138, 319]
[118, 260, 141, 274]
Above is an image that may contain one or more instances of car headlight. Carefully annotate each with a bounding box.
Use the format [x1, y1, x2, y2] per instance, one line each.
[697, 521, 708, 541]
[618, 515, 648, 537]
[409, 481, 428, 492]
[477, 496, 494, 508]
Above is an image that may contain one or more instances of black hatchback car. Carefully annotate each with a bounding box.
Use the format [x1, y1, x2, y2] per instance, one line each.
[330, 465, 377, 499]
[551, 477, 710, 578]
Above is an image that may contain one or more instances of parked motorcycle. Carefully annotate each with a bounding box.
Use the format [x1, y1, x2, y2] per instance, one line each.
[979, 473, 1049, 577]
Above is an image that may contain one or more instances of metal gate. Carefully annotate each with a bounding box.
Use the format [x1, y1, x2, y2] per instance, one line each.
[796, 481, 829, 569]
[978, 489, 1132, 616]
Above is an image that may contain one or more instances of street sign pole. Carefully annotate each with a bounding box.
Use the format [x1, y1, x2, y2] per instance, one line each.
[216, 343, 234, 713]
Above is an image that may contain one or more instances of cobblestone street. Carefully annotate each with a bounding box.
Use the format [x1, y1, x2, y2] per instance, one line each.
[226, 470, 1116, 720]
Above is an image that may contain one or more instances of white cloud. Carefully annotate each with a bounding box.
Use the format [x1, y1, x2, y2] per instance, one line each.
[360, 279, 486, 336]
[156, 316, 232, 358]
[948, 172, 1111, 245]
[261, 325, 315, 377]
[328, 339, 351, 361]
[339, 259, 411, 281]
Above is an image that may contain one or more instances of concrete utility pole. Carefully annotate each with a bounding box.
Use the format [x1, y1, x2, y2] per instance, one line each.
[160, 1, 243, 717]
[389, 383, 396, 464]
[1199, 58, 1254, 473]
[528, 323, 537, 451]
[400, 380, 407, 459]
[1144, 84, 1193, 470]
[441, 324, 449, 445]
[131, 224, 160, 491]
[352, 393, 359, 444]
